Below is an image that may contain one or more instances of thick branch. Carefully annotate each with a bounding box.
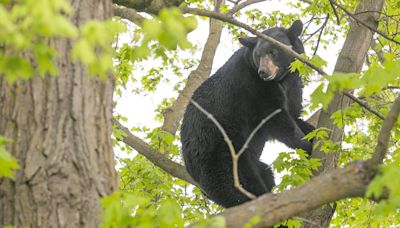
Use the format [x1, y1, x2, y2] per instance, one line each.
[113, 0, 184, 14]
[369, 95, 400, 166]
[189, 161, 373, 228]
[113, 120, 198, 186]
[113, 5, 145, 24]
[161, 17, 224, 135]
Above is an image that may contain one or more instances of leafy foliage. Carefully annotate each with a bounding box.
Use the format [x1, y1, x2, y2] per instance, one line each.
[102, 191, 184, 227]
[273, 149, 321, 191]
[72, 20, 126, 79]
[0, 137, 19, 178]
[0, 0, 124, 83]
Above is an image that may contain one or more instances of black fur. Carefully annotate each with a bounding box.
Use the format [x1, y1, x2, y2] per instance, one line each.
[180, 20, 314, 208]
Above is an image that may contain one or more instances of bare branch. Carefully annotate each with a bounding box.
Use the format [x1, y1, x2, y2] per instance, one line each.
[113, 5, 145, 24]
[229, 0, 266, 14]
[113, 120, 199, 187]
[312, 14, 330, 56]
[237, 109, 282, 157]
[368, 95, 400, 166]
[343, 91, 385, 120]
[190, 100, 256, 199]
[329, 0, 400, 45]
[328, 0, 341, 25]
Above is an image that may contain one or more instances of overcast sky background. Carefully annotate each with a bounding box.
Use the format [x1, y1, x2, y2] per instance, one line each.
[114, 0, 345, 182]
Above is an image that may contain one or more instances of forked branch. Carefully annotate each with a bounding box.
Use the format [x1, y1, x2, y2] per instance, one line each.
[190, 99, 281, 200]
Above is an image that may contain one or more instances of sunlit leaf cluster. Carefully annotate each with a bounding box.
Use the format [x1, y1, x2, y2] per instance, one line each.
[0, 137, 19, 178]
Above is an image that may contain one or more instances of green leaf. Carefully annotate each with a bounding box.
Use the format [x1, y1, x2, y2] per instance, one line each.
[0, 137, 19, 178]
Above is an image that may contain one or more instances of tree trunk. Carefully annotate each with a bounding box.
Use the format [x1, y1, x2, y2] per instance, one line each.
[0, 0, 117, 227]
[302, 0, 385, 227]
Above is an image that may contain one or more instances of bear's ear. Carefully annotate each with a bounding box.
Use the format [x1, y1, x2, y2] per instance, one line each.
[287, 20, 303, 39]
[239, 37, 257, 48]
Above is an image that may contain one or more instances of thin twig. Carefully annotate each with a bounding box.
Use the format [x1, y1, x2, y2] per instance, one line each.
[190, 99, 256, 199]
[237, 109, 281, 157]
[328, 0, 341, 25]
[329, 0, 400, 45]
[343, 92, 385, 120]
[302, 15, 316, 37]
[313, 14, 330, 56]
[189, 100, 237, 161]
[229, 0, 266, 14]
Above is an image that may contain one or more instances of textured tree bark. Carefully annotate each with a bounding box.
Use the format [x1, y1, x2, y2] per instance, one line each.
[0, 0, 117, 227]
[302, 0, 386, 227]
[190, 160, 373, 228]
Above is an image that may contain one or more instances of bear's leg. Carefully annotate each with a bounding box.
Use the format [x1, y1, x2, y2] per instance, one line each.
[237, 154, 273, 195]
[199, 153, 274, 208]
[255, 161, 276, 191]
[200, 169, 251, 208]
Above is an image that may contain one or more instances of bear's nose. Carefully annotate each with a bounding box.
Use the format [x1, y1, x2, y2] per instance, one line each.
[258, 69, 270, 81]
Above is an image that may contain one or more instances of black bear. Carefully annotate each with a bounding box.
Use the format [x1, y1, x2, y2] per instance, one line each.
[180, 20, 314, 208]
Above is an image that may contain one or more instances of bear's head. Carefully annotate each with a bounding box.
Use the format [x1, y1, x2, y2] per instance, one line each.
[239, 20, 304, 82]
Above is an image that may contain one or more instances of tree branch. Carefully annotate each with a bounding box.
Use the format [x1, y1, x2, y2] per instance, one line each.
[189, 100, 256, 199]
[113, 5, 145, 24]
[368, 95, 400, 166]
[113, 120, 198, 187]
[312, 14, 330, 56]
[229, 0, 266, 14]
[343, 91, 385, 120]
[329, 0, 400, 45]
[113, 0, 185, 14]
[189, 160, 373, 227]
[190, 100, 281, 199]
[161, 13, 224, 136]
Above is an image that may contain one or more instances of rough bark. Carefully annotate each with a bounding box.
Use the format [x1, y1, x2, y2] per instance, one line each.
[189, 161, 373, 228]
[303, 0, 386, 226]
[113, 0, 184, 14]
[0, 0, 117, 227]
